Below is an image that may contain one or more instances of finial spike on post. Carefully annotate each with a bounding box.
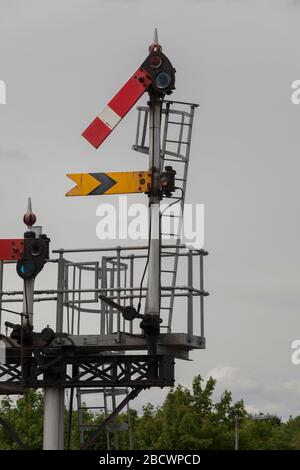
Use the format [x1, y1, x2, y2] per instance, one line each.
[149, 28, 162, 52]
[27, 197, 32, 215]
[23, 197, 37, 229]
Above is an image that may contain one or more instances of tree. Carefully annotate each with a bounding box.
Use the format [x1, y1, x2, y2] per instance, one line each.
[1, 375, 300, 450]
[132, 375, 247, 450]
[0, 390, 44, 449]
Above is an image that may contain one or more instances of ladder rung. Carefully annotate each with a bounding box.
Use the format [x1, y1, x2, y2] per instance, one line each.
[166, 140, 189, 144]
[175, 178, 185, 182]
[160, 307, 172, 310]
[161, 214, 181, 218]
[164, 150, 187, 159]
[161, 270, 176, 273]
[168, 121, 192, 126]
[164, 157, 187, 163]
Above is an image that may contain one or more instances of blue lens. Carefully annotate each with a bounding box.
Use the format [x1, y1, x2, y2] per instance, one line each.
[155, 72, 171, 89]
[20, 260, 35, 275]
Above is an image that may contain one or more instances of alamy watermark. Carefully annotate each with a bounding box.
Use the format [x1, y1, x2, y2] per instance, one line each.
[291, 340, 300, 365]
[0, 80, 6, 104]
[95, 196, 204, 249]
[291, 80, 300, 105]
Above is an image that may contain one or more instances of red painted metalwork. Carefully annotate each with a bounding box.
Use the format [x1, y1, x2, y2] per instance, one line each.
[82, 68, 152, 149]
[0, 239, 24, 261]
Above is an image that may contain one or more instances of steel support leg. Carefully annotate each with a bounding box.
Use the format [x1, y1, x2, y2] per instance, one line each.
[43, 252, 65, 450]
[43, 388, 65, 450]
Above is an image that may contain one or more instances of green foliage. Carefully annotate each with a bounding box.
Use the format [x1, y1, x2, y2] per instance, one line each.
[1, 375, 300, 450]
[131, 375, 247, 450]
[0, 390, 44, 449]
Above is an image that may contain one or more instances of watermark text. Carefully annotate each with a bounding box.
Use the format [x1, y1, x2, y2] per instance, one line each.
[0, 80, 6, 104]
[291, 80, 300, 105]
[96, 196, 204, 249]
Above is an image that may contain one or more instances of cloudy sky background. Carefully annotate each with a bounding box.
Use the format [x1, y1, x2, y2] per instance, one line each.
[1, 0, 300, 420]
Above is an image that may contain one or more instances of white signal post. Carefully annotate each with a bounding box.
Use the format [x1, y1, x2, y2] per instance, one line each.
[21, 199, 64, 450]
[145, 31, 163, 353]
[43, 389, 64, 450]
[43, 250, 65, 450]
[22, 200, 64, 449]
[145, 96, 161, 337]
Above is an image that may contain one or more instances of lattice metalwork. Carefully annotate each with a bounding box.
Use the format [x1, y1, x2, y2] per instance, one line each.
[0, 354, 175, 389]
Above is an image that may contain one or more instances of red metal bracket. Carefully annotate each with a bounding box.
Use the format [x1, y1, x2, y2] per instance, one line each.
[0, 239, 24, 261]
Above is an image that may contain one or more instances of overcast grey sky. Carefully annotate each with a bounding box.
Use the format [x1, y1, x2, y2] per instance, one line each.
[1, 0, 300, 419]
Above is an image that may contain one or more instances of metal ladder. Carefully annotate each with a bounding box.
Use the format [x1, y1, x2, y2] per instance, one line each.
[103, 388, 132, 450]
[76, 387, 132, 450]
[133, 100, 198, 331]
[63, 259, 132, 449]
[77, 388, 108, 448]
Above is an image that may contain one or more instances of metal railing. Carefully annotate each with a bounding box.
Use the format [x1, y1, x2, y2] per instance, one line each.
[0, 244, 208, 340]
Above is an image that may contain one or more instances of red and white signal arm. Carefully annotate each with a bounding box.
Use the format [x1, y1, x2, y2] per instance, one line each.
[0, 239, 24, 261]
[82, 50, 175, 149]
